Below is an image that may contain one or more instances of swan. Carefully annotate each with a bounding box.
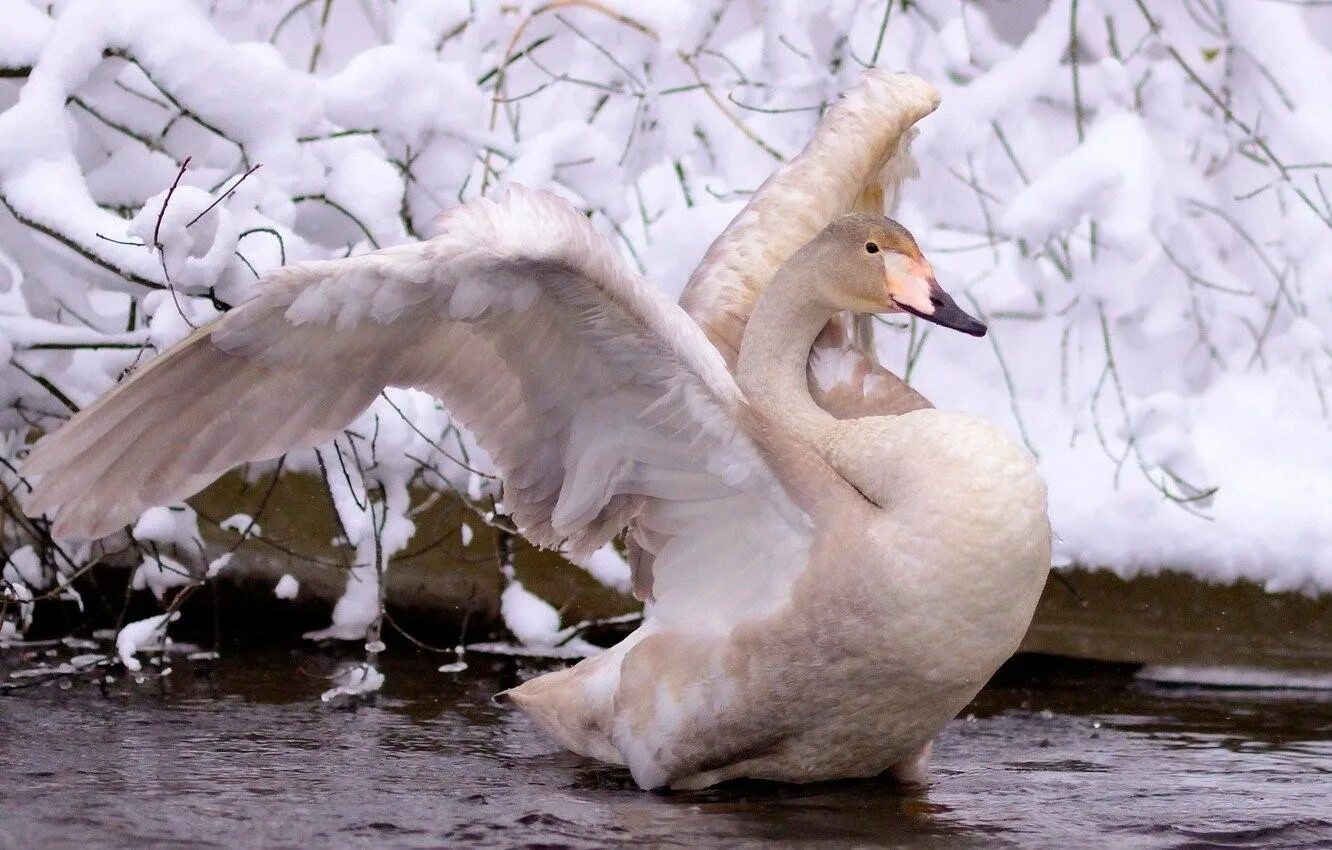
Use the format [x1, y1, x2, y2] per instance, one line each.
[20, 72, 1051, 790]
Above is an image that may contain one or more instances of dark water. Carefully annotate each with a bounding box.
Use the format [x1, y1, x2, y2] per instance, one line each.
[2, 646, 1331, 849]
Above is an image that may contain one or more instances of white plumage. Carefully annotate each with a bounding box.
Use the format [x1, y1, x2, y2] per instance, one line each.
[26, 187, 770, 559]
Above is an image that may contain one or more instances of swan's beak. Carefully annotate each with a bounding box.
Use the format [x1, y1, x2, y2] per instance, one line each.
[891, 278, 987, 337]
[884, 252, 987, 336]
[886, 258, 987, 337]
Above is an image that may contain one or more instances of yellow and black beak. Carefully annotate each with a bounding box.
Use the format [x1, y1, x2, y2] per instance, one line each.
[893, 279, 987, 337]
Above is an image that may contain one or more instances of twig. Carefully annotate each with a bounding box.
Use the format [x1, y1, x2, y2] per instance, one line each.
[870, 2, 893, 65]
[554, 12, 643, 87]
[153, 157, 191, 252]
[297, 128, 377, 143]
[378, 392, 496, 479]
[964, 295, 1038, 457]
[678, 53, 784, 161]
[332, 438, 368, 512]
[271, 0, 319, 42]
[147, 157, 200, 330]
[233, 251, 259, 280]
[1070, 0, 1086, 143]
[1131, 0, 1332, 228]
[308, 0, 335, 73]
[19, 341, 147, 351]
[725, 92, 821, 114]
[195, 506, 353, 570]
[238, 227, 287, 265]
[68, 96, 171, 156]
[110, 51, 250, 169]
[11, 362, 79, 414]
[292, 194, 381, 248]
[187, 164, 262, 228]
[0, 196, 163, 291]
[223, 458, 284, 556]
[94, 233, 147, 248]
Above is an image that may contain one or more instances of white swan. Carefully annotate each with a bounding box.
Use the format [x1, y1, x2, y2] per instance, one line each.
[21, 72, 1051, 790]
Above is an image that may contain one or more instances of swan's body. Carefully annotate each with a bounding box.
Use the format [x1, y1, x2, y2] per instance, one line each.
[21, 72, 1051, 790]
[503, 215, 1049, 789]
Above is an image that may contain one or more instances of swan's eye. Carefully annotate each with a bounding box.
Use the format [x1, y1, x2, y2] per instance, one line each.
[865, 242, 880, 254]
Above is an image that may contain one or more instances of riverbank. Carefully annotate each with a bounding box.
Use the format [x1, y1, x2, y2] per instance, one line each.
[193, 472, 1332, 671]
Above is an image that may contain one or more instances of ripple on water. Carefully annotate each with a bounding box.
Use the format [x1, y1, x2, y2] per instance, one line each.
[1158, 818, 1332, 850]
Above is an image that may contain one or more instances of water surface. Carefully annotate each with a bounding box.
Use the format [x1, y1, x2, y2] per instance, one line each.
[2, 647, 1330, 849]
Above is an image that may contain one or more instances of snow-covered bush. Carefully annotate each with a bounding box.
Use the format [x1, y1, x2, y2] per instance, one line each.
[2, 0, 1330, 650]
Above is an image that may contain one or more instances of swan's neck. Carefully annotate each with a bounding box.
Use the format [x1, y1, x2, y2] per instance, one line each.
[736, 260, 838, 440]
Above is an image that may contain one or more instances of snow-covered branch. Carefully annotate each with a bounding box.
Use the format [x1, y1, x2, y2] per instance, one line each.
[2, 0, 1331, 652]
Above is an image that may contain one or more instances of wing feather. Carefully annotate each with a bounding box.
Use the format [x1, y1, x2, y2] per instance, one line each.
[23, 187, 810, 609]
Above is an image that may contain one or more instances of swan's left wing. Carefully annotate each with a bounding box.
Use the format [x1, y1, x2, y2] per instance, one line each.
[23, 187, 816, 619]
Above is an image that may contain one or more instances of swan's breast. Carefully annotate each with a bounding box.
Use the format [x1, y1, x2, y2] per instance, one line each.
[828, 408, 1044, 510]
[821, 409, 1052, 670]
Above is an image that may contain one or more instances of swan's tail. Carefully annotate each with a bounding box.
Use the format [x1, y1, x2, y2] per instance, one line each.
[496, 630, 649, 766]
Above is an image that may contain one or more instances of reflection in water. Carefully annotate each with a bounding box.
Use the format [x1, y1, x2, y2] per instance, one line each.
[1, 647, 1330, 849]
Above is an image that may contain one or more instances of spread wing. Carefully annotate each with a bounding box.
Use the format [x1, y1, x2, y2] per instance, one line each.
[679, 70, 939, 418]
[23, 186, 816, 617]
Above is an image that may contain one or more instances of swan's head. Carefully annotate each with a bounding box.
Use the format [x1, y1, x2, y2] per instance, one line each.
[816, 214, 987, 337]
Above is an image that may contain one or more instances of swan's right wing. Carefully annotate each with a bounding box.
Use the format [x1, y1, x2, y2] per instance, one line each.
[679, 71, 938, 418]
[23, 187, 820, 621]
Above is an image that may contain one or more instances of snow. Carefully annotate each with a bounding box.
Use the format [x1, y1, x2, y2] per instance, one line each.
[0, 0, 1330, 663]
[1138, 666, 1332, 691]
[126, 183, 241, 291]
[1, 578, 35, 634]
[496, 571, 604, 655]
[132, 505, 203, 552]
[204, 552, 233, 579]
[273, 574, 299, 600]
[219, 514, 257, 535]
[320, 662, 384, 703]
[3, 544, 44, 588]
[131, 552, 193, 601]
[574, 544, 633, 595]
[302, 423, 418, 641]
[115, 611, 178, 672]
[500, 579, 562, 648]
[0, 2, 51, 69]
[323, 148, 406, 247]
[1000, 110, 1158, 257]
[2, 545, 62, 632]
